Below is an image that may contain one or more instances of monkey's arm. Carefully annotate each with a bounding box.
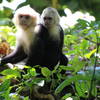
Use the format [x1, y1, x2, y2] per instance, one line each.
[1, 45, 27, 65]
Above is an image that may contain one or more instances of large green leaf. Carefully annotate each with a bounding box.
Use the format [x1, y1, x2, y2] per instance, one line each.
[1, 69, 21, 78]
[55, 75, 90, 95]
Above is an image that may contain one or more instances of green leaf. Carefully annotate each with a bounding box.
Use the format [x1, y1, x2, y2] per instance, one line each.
[41, 67, 51, 77]
[24, 78, 43, 87]
[4, 87, 12, 100]
[75, 81, 89, 97]
[29, 68, 37, 76]
[61, 93, 72, 100]
[0, 79, 10, 92]
[80, 39, 89, 50]
[24, 96, 30, 100]
[0, 19, 11, 26]
[84, 49, 96, 59]
[77, 19, 89, 28]
[55, 75, 90, 94]
[1, 69, 21, 78]
[23, 73, 31, 79]
[69, 56, 85, 73]
[91, 83, 97, 97]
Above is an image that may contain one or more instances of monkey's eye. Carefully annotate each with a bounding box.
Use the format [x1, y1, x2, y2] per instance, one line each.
[19, 15, 30, 19]
[25, 15, 30, 19]
[19, 15, 23, 18]
[48, 17, 52, 20]
[44, 17, 52, 20]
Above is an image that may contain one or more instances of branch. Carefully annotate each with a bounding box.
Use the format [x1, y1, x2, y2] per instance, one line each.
[84, 37, 100, 46]
[87, 35, 100, 100]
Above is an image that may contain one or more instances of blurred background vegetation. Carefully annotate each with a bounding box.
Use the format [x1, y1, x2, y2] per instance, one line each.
[0, 0, 100, 20]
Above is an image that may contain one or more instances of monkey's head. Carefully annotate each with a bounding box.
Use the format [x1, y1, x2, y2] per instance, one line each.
[41, 7, 60, 28]
[13, 5, 40, 29]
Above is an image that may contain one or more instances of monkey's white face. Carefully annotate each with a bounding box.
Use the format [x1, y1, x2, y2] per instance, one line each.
[17, 14, 36, 29]
[13, 5, 40, 30]
[41, 7, 60, 28]
[43, 16, 53, 27]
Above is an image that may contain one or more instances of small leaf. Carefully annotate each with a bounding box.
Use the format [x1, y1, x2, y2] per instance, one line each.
[24, 96, 29, 100]
[41, 67, 51, 77]
[84, 49, 96, 59]
[75, 81, 89, 97]
[91, 83, 97, 97]
[0, 79, 10, 92]
[61, 93, 72, 99]
[1, 69, 21, 78]
[29, 68, 37, 76]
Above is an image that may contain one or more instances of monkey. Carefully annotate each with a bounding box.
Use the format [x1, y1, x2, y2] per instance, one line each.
[40, 7, 68, 67]
[0, 5, 46, 69]
[39, 8, 69, 99]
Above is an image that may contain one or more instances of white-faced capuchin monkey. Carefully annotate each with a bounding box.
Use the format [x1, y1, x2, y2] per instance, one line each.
[0, 5, 44, 67]
[0, 5, 58, 100]
[40, 7, 68, 67]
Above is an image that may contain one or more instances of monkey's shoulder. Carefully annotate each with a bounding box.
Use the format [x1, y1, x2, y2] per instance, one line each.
[34, 24, 49, 37]
[38, 24, 48, 32]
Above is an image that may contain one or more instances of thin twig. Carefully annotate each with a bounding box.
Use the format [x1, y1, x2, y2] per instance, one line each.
[84, 37, 100, 45]
[88, 33, 99, 100]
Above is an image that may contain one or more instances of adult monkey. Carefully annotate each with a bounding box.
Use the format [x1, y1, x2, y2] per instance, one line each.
[40, 7, 68, 67]
[0, 5, 47, 69]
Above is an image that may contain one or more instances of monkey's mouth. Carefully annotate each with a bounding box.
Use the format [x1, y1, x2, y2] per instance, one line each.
[20, 23, 29, 27]
[21, 24, 28, 26]
[45, 23, 51, 27]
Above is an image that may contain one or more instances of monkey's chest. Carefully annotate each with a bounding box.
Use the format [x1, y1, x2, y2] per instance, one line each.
[20, 37, 33, 54]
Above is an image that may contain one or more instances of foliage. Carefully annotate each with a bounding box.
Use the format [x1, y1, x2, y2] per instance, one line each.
[0, 26, 16, 46]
